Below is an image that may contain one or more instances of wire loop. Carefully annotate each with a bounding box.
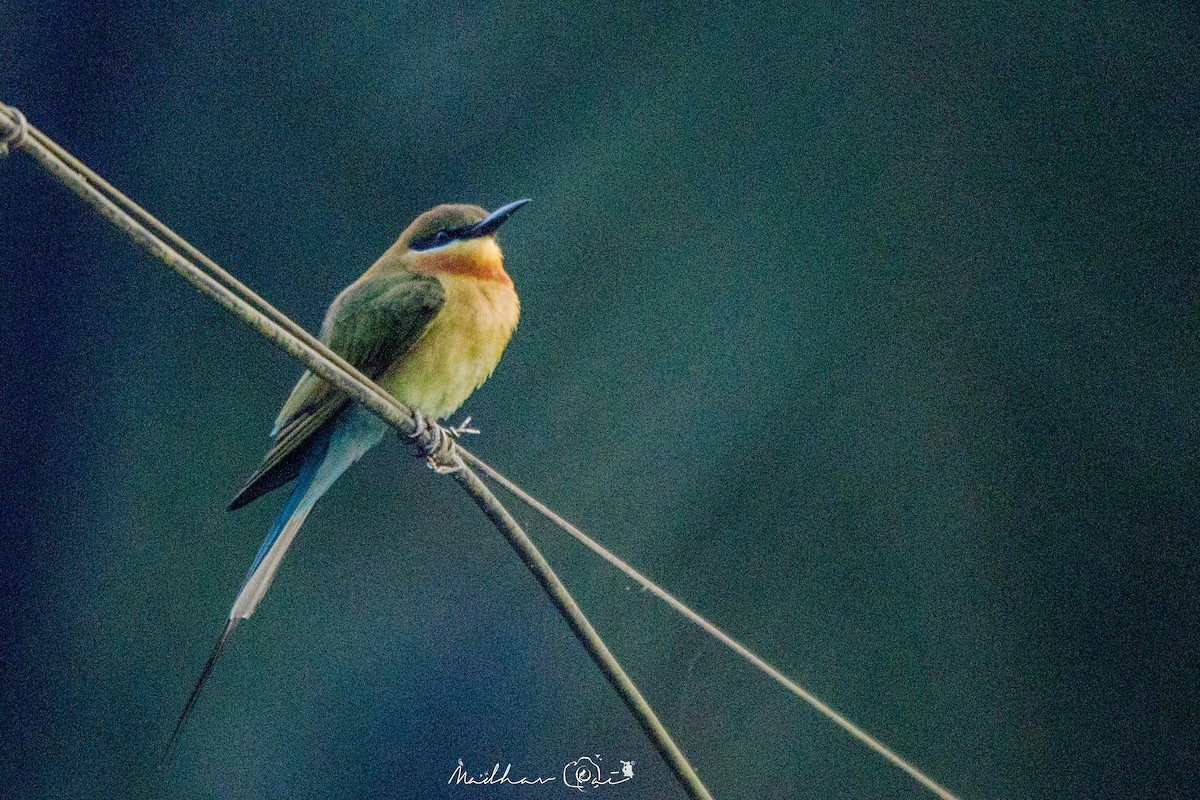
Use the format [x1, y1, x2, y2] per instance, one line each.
[0, 104, 29, 157]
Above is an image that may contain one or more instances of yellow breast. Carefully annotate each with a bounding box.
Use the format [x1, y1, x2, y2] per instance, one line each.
[378, 272, 520, 419]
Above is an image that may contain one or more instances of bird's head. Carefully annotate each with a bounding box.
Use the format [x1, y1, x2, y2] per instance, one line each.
[395, 199, 531, 281]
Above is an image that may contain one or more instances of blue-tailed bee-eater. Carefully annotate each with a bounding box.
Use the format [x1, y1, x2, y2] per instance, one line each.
[163, 199, 531, 760]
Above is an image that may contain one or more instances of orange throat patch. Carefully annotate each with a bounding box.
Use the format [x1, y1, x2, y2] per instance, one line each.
[411, 238, 511, 283]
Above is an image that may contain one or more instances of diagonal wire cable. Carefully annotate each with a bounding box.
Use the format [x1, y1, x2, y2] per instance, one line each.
[464, 454, 963, 800]
[0, 103, 711, 800]
[2, 102, 963, 800]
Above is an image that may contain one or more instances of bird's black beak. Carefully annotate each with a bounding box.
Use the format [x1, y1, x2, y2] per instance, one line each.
[465, 198, 532, 238]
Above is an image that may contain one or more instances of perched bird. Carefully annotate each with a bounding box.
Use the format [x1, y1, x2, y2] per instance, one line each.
[163, 199, 531, 760]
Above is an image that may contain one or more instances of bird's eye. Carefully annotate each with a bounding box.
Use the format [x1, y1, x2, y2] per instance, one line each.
[435, 230, 450, 243]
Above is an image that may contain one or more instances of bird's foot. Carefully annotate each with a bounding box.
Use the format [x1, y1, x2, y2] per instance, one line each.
[405, 408, 463, 474]
[406, 408, 447, 456]
[405, 408, 433, 447]
[405, 410, 434, 448]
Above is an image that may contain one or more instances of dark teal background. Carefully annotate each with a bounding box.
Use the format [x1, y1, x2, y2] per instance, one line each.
[2, 2, 1197, 798]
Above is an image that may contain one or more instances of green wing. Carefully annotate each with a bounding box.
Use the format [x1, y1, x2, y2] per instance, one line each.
[227, 271, 445, 511]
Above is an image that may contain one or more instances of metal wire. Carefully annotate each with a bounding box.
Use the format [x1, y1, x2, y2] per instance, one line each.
[2, 100, 966, 800]
[0, 101, 712, 800]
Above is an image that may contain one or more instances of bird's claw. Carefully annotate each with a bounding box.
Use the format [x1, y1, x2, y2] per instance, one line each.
[404, 408, 463, 473]
[406, 408, 429, 441]
[405, 408, 441, 453]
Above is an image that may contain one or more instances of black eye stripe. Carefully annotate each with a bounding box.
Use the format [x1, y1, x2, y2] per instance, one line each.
[410, 223, 474, 251]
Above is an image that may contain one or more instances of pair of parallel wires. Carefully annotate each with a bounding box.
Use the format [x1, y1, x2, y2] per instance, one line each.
[1, 103, 961, 800]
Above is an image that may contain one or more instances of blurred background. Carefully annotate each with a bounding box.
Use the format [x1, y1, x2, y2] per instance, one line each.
[1, 2, 1197, 798]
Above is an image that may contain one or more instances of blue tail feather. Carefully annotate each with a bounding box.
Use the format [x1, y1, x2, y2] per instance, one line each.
[241, 428, 331, 588]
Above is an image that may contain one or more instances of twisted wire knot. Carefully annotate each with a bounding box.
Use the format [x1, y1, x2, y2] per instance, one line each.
[0, 104, 29, 157]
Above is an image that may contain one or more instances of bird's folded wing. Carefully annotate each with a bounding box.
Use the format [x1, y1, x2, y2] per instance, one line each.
[227, 271, 446, 511]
